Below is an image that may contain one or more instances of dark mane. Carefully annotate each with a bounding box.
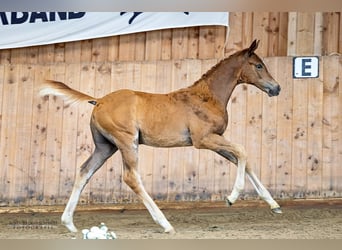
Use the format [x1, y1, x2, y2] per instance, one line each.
[193, 49, 246, 86]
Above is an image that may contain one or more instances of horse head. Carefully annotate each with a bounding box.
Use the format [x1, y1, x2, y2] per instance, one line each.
[238, 39, 281, 97]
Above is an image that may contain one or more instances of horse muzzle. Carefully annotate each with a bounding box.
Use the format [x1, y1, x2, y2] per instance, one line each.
[267, 84, 281, 97]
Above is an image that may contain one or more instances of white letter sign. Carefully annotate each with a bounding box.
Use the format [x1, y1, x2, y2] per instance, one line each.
[293, 56, 319, 78]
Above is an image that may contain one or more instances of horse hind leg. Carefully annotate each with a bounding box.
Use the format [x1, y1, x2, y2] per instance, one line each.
[61, 129, 117, 232]
[120, 147, 175, 234]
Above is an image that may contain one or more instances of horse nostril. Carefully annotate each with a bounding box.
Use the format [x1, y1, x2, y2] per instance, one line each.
[269, 84, 281, 97]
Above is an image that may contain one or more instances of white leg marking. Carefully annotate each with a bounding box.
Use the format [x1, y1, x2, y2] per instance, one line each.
[246, 168, 280, 209]
[227, 157, 246, 204]
[61, 186, 83, 232]
[127, 170, 175, 233]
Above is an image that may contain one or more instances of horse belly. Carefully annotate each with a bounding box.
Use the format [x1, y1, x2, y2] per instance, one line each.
[140, 132, 192, 148]
[138, 119, 192, 148]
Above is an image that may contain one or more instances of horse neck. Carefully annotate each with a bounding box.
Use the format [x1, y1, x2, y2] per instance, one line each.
[199, 55, 243, 107]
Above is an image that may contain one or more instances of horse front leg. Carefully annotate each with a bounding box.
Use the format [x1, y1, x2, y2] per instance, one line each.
[245, 165, 282, 213]
[193, 134, 247, 206]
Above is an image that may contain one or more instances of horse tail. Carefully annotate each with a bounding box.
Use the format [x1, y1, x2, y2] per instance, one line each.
[40, 80, 98, 106]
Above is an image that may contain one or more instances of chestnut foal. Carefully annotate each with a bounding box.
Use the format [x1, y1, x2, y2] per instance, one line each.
[40, 40, 282, 234]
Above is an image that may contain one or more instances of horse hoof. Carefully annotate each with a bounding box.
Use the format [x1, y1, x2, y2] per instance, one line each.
[63, 222, 78, 233]
[165, 228, 176, 234]
[271, 207, 282, 214]
[226, 198, 233, 207]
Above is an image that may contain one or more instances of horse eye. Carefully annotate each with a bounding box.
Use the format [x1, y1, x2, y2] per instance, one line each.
[256, 64, 263, 70]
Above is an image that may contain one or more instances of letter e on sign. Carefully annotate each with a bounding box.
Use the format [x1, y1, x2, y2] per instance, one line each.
[293, 56, 319, 78]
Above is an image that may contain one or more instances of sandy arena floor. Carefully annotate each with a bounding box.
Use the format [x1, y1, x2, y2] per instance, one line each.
[0, 200, 341, 239]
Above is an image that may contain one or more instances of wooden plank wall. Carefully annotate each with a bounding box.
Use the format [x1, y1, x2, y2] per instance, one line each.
[287, 12, 342, 56]
[0, 56, 341, 206]
[0, 12, 340, 65]
[0, 12, 341, 206]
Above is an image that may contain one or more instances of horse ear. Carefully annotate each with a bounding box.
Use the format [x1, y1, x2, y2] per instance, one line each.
[247, 39, 259, 57]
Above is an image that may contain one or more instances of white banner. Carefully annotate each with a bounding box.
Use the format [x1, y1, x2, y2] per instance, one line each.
[0, 12, 228, 49]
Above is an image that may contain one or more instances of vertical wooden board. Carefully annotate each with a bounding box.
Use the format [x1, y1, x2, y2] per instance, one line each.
[38, 45, 55, 63]
[198, 26, 216, 59]
[80, 40, 93, 62]
[323, 13, 340, 55]
[267, 13, 280, 56]
[134, 32, 146, 61]
[12, 65, 35, 205]
[29, 65, 50, 205]
[182, 146, 200, 201]
[260, 58, 278, 192]
[76, 63, 96, 204]
[275, 57, 293, 198]
[145, 30, 162, 61]
[198, 145, 216, 201]
[112, 62, 132, 90]
[88, 62, 112, 203]
[171, 28, 189, 60]
[187, 27, 200, 59]
[287, 12, 297, 56]
[132, 61, 143, 91]
[167, 60, 187, 201]
[6, 65, 20, 204]
[0, 65, 19, 204]
[338, 56, 342, 194]
[107, 36, 120, 62]
[340, 15, 342, 54]
[10, 47, 28, 64]
[197, 60, 217, 200]
[182, 60, 201, 201]
[119, 34, 137, 61]
[138, 62, 156, 195]
[241, 12, 253, 50]
[26, 47, 39, 64]
[161, 29, 172, 60]
[291, 78, 308, 198]
[278, 13, 289, 56]
[0, 63, 7, 200]
[54, 43, 66, 63]
[152, 61, 172, 200]
[296, 13, 315, 55]
[0, 49, 11, 64]
[91, 38, 109, 62]
[313, 13, 323, 56]
[64, 42, 82, 63]
[58, 64, 80, 204]
[245, 82, 263, 195]
[225, 12, 243, 55]
[43, 64, 65, 205]
[214, 26, 227, 59]
[0, 64, 4, 147]
[268, 12, 289, 56]
[322, 56, 340, 196]
[252, 12, 270, 57]
[306, 72, 323, 198]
